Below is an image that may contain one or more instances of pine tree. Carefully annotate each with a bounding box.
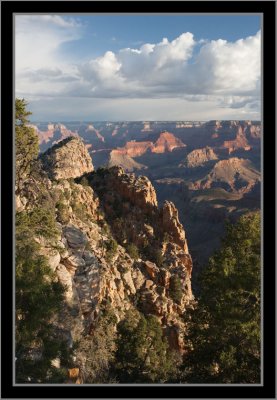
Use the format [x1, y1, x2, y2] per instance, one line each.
[15, 209, 70, 383]
[113, 309, 180, 383]
[15, 98, 39, 193]
[182, 212, 261, 383]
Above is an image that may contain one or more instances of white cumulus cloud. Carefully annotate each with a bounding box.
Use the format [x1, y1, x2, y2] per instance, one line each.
[15, 16, 261, 120]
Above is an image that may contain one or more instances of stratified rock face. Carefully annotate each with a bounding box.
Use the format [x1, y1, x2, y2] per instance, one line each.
[40, 137, 94, 180]
[161, 201, 189, 253]
[190, 157, 260, 193]
[112, 132, 186, 158]
[152, 132, 186, 153]
[184, 146, 218, 168]
[115, 141, 153, 157]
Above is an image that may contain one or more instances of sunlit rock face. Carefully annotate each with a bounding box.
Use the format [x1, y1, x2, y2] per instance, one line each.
[40, 137, 94, 180]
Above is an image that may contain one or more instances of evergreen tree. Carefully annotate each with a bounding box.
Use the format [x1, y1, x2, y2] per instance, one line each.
[15, 98, 39, 192]
[15, 209, 70, 383]
[169, 275, 183, 304]
[182, 212, 261, 383]
[75, 306, 117, 383]
[113, 309, 180, 383]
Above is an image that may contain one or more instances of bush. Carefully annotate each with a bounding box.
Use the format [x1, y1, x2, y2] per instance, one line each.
[71, 202, 87, 222]
[16, 208, 59, 240]
[169, 275, 183, 304]
[96, 167, 109, 178]
[113, 310, 180, 383]
[126, 243, 139, 261]
[16, 212, 70, 383]
[112, 218, 127, 243]
[105, 239, 118, 260]
[56, 202, 70, 224]
[75, 307, 117, 383]
[80, 176, 90, 187]
[140, 244, 164, 267]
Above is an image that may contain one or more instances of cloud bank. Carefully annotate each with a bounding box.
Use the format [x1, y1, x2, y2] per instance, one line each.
[15, 15, 261, 120]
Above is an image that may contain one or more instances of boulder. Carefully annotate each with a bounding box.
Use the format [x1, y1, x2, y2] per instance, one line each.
[63, 225, 88, 250]
[122, 271, 136, 294]
[143, 261, 160, 279]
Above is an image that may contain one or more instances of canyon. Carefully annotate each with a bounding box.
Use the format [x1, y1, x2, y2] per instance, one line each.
[32, 120, 261, 274]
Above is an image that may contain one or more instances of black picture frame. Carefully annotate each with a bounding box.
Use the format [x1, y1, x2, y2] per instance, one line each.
[1, 1, 275, 398]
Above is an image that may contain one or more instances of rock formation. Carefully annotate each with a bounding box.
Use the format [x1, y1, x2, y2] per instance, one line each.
[106, 166, 158, 210]
[17, 138, 195, 368]
[161, 201, 189, 253]
[221, 125, 251, 154]
[112, 132, 186, 158]
[183, 146, 218, 168]
[190, 157, 260, 193]
[152, 131, 186, 153]
[115, 141, 154, 157]
[34, 123, 79, 148]
[40, 137, 94, 180]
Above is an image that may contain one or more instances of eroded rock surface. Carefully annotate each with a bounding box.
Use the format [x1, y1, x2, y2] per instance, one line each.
[40, 137, 94, 180]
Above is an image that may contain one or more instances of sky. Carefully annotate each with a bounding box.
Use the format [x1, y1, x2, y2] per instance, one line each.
[15, 14, 262, 121]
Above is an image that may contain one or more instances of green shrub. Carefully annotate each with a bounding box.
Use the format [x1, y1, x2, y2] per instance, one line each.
[56, 202, 70, 224]
[143, 246, 165, 267]
[169, 275, 183, 304]
[80, 176, 90, 187]
[113, 310, 180, 383]
[126, 243, 139, 260]
[16, 208, 59, 240]
[71, 202, 87, 221]
[96, 167, 109, 178]
[105, 239, 118, 260]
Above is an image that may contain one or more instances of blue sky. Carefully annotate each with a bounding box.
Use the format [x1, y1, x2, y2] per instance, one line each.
[60, 15, 261, 60]
[15, 14, 261, 121]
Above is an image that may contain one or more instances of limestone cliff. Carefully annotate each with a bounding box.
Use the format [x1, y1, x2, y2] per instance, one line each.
[112, 131, 186, 158]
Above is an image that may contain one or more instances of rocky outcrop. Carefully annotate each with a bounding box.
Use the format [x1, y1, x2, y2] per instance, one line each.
[108, 166, 158, 210]
[161, 201, 189, 253]
[17, 135, 195, 362]
[40, 137, 94, 180]
[183, 146, 218, 168]
[50, 164, 193, 353]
